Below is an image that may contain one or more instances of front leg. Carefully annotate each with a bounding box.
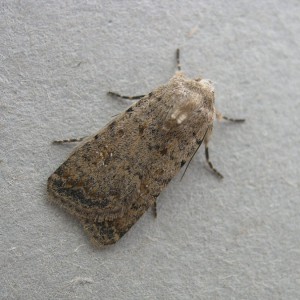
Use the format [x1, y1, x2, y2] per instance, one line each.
[204, 111, 245, 178]
[216, 111, 245, 123]
[107, 91, 145, 100]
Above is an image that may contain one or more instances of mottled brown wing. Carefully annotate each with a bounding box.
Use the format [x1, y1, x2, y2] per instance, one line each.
[47, 93, 158, 222]
[79, 194, 155, 246]
[47, 72, 214, 246]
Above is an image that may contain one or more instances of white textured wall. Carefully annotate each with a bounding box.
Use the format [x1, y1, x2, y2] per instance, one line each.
[1, 1, 300, 299]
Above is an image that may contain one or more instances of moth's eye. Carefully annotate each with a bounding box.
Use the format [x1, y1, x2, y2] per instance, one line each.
[199, 79, 214, 93]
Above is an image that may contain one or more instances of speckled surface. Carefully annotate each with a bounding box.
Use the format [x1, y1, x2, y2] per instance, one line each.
[1, 1, 300, 299]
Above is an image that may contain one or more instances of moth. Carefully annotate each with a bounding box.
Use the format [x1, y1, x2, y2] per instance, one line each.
[47, 49, 244, 246]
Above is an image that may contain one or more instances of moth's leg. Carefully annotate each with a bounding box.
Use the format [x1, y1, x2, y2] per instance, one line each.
[176, 48, 181, 71]
[216, 111, 245, 123]
[152, 200, 157, 218]
[108, 49, 182, 101]
[107, 91, 145, 100]
[52, 137, 86, 144]
[204, 141, 224, 179]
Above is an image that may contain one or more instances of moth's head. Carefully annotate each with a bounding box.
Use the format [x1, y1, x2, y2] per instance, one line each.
[191, 77, 215, 112]
[194, 77, 215, 94]
[163, 73, 215, 131]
